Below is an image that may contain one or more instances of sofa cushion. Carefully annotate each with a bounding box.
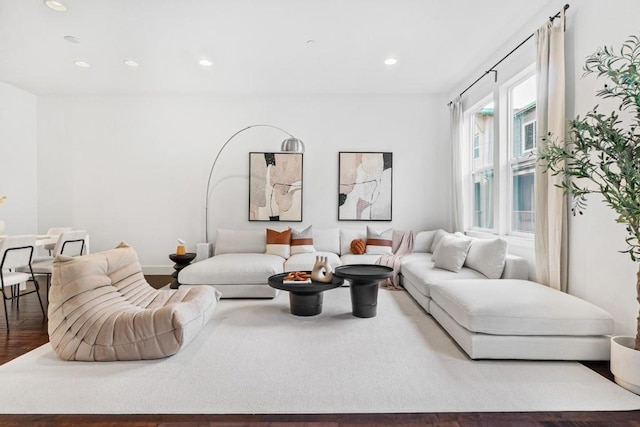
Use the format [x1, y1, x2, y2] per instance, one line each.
[430, 279, 615, 336]
[266, 228, 291, 259]
[340, 229, 366, 255]
[401, 260, 486, 298]
[285, 252, 342, 272]
[350, 239, 366, 254]
[464, 237, 507, 279]
[432, 235, 472, 273]
[290, 225, 315, 255]
[314, 228, 340, 254]
[365, 226, 393, 254]
[413, 230, 439, 253]
[214, 229, 265, 255]
[179, 253, 284, 285]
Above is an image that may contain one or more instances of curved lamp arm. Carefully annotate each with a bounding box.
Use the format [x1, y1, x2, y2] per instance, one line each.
[204, 124, 304, 243]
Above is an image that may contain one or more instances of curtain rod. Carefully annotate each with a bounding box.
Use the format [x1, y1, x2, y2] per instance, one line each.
[447, 3, 569, 107]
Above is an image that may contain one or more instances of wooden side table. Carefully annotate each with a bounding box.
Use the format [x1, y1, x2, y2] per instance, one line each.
[169, 253, 196, 289]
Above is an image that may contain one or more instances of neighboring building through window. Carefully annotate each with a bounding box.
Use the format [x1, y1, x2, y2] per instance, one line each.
[469, 101, 494, 230]
[509, 74, 536, 234]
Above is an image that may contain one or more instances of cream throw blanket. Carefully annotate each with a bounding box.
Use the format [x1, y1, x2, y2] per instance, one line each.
[376, 230, 414, 290]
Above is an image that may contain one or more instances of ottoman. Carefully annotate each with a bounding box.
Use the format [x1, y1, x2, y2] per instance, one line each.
[430, 279, 615, 360]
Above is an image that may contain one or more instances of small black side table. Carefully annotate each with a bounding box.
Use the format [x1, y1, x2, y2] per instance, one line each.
[169, 252, 196, 289]
[333, 264, 393, 318]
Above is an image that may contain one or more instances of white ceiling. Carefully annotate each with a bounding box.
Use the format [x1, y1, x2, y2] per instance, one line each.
[0, 0, 549, 96]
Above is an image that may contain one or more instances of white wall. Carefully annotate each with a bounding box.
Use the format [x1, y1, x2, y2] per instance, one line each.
[448, 0, 640, 335]
[37, 95, 450, 272]
[0, 81, 38, 234]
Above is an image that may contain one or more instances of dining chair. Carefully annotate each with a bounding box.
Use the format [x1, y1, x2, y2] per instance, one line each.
[0, 235, 46, 330]
[43, 227, 73, 255]
[30, 229, 88, 300]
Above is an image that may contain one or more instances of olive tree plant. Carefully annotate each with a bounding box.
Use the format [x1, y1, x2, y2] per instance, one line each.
[538, 34, 640, 351]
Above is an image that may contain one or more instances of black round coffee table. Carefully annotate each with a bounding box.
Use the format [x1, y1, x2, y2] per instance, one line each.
[268, 272, 344, 316]
[333, 264, 394, 318]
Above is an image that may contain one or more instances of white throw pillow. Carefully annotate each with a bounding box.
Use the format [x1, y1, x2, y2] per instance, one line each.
[290, 225, 316, 255]
[432, 234, 472, 273]
[365, 226, 393, 254]
[214, 229, 265, 255]
[413, 230, 438, 253]
[430, 229, 450, 253]
[464, 237, 508, 279]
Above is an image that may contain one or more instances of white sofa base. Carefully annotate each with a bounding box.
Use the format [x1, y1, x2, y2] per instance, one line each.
[431, 302, 611, 360]
[182, 284, 278, 299]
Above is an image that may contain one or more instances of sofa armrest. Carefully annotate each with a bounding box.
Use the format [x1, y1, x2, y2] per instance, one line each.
[501, 254, 528, 280]
[195, 243, 213, 262]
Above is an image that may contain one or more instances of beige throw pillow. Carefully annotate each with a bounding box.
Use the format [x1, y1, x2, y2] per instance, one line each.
[265, 228, 291, 259]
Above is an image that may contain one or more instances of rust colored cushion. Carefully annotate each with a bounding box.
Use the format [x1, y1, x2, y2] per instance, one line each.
[350, 238, 366, 255]
[266, 228, 291, 259]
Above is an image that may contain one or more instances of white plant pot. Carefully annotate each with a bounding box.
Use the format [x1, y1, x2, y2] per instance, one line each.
[611, 336, 640, 395]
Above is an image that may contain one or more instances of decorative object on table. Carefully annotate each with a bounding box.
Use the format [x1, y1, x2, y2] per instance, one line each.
[311, 255, 333, 283]
[268, 272, 343, 316]
[333, 264, 393, 318]
[204, 124, 304, 242]
[283, 271, 311, 284]
[249, 152, 303, 222]
[169, 251, 196, 289]
[338, 152, 392, 221]
[176, 238, 186, 255]
[350, 238, 366, 255]
[537, 34, 640, 394]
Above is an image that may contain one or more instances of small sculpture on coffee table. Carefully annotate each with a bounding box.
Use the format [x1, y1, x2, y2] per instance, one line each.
[311, 255, 333, 283]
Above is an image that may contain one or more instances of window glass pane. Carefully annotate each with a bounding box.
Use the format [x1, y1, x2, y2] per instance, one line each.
[471, 102, 494, 169]
[512, 167, 535, 233]
[472, 170, 494, 229]
[469, 100, 494, 230]
[511, 75, 536, 158]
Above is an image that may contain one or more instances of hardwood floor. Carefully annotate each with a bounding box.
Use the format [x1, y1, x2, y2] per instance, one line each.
[0, 280, 638, 427]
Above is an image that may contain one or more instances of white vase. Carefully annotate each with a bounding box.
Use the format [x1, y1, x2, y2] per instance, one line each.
[611, 336, 640, 395]
[0, 219, 4, 235]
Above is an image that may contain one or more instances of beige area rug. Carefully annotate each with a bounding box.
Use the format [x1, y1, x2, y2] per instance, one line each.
[1, 287, 639, 414]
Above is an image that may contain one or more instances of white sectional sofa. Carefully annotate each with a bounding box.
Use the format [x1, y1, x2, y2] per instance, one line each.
[178, 227, 615, 360]
[179, 228, 377, 298]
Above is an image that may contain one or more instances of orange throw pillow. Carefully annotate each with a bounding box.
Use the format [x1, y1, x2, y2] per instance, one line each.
[350, 238, 366, 255]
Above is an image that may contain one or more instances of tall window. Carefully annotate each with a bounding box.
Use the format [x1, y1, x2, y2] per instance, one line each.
[509, 74, 536, 234]
[469, 101, 494, 230]
[462, 66, 536, 239]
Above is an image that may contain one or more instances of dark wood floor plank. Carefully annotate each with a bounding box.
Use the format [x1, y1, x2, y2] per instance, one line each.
[0, 278, 638, 426]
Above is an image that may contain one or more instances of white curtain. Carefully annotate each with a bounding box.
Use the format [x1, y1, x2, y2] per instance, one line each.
[449, 97, 464, 233]
[535, 11, 567, 291]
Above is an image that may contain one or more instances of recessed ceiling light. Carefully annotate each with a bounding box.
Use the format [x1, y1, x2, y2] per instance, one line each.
[123, 59, 139, 67]
[74, 60, 90, 68]
[63, 35, 80, 44]
[198, 58, 213, 67]
[44, 0, 67, 12]
[384, 57, 398, 65]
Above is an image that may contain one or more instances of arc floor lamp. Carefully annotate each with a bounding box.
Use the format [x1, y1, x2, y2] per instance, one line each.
[204, 124, 305, 242]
